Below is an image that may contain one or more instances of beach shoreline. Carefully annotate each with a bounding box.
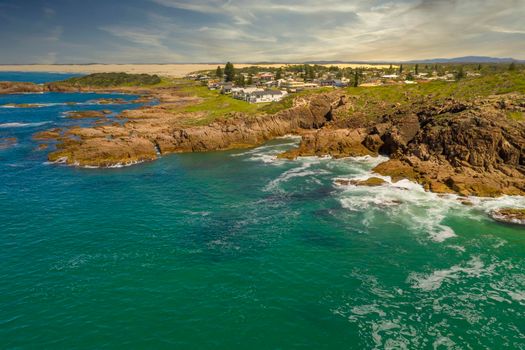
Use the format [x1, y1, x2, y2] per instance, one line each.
[0, 63, 393, 78]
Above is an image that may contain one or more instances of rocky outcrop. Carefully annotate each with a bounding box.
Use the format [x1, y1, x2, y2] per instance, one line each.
[334, 177, 387, 187]
[279, 128, 373, 159]
[0, 82, 44, 94]
[33, 128, 62, 141]
[490, 208, 525, 226]
[65, 110, 111, 119]
[46, 93, 335, 167]
[371, 97, 525, 197]
[279, 94, 525, 197]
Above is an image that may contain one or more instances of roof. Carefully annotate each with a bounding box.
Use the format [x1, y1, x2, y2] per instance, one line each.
[251, 90, 283, 97]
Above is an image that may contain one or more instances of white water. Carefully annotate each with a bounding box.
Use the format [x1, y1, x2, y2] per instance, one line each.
[0, 121, 50, 128]
[241, 140, 525, 244]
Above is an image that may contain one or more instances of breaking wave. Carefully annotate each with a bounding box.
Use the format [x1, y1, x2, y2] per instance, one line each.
[0, 121, 50, 128]
[243, 139, 525, 244]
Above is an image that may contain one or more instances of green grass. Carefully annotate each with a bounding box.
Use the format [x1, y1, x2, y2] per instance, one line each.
[179, 85, 262, 123]
[338, 71, 525, 120]
[507, 111, 524, 121]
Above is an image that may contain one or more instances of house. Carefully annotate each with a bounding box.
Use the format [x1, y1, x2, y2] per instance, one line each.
[207, 80, 220, 90]
[256, 72, 275, 81]
[247, 90, 288, 103]
[381, 74, 399, 79]
[220, 83, 233, 94]
[281, 80, 306, 92]
[319, 79, 345, 87]
[303, 82, 320, 89]
[232, 87, 263, 101]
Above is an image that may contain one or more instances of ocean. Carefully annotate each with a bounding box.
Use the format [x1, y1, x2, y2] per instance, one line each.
[1, 72, 524, 349]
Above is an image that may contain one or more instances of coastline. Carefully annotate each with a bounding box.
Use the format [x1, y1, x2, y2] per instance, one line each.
[0, 63, 393, 78]
[2, 71, 525, 202]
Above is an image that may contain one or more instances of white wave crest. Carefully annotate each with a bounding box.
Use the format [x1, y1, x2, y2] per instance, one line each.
[0, 121, 50, 128]
[265, 157, 329, 191]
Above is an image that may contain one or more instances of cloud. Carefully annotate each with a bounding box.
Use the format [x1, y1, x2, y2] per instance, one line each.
[1, 0, 524, 63]
[99, 26, 167, 48]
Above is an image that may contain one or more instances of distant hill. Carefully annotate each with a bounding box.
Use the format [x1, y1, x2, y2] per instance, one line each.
[406, 56, 523, 64]
[303, 57, 524, 65]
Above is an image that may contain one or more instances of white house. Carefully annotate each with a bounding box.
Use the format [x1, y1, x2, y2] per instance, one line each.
[247, 90, 288, 103]
[232, 87, 263, 101]
[381, 74, 399, 79]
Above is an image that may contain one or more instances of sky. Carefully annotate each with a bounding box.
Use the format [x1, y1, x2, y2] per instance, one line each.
[0, 0, 524, 63]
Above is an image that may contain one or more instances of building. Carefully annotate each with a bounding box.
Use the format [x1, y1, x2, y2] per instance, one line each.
[256, 72, 275, 81]
[232, 87, 263, 101]
[381, 74, 399, 79]
[220, 83, 233, 94]
[281, 80, 306, 92]
[247, 90, 288, 103]
[318, 79, 346, 87]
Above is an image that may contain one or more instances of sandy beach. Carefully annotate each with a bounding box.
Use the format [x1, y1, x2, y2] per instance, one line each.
[0, 63, 393, 78]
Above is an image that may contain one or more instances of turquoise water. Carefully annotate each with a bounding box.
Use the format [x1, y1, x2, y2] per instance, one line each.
[1, 73, 524, 349]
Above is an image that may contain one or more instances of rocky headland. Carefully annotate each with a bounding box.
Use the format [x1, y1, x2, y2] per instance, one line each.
[3, 73, 525, 201]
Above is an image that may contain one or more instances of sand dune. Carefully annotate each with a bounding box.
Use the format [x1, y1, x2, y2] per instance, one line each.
[0, 63, 393, 78]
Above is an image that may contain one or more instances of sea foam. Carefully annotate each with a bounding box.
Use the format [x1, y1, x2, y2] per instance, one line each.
[0, 121, 50, 128]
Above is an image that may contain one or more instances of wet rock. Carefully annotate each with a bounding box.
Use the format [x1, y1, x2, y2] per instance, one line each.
[2, 103, 41, 108]
[490, 208, 525, 226]
[0, 137, 17, 149]
[334, 177, 387, 187]
[65, 110, 111, 119]
[94, 98, 128, 105]
[33, 128, 61, 141]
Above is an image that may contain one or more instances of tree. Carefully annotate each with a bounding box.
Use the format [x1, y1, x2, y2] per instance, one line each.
[275, 68, 282, 80]
[308, 66, 315, 80]
[247, 74, 253, 85]
[406, 72, 414, 81]
[216, 66, 223, 79]
[224, 62, 235, 82]
[415, 64, 419, 75]
[455, 66, 465, 80]
[235, 74, 245, 87]
[509, 62, 517, 71]
[399, 64, 403, 74]
[353, 70, 360, 87]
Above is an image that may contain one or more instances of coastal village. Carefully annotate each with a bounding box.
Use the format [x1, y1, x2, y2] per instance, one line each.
[185, 62, 486, 104]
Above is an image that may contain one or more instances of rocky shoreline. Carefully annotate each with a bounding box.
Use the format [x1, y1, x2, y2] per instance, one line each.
[2, 80, 525, 201]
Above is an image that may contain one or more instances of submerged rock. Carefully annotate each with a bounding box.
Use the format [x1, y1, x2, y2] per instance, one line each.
[94, 98, 128, 105]
[65, 110, 111, 119]
[335, 177, 387, 187]
[0, 137, 17, 149]
[3, 103, 42, 108]
[490, 208, 525, 226]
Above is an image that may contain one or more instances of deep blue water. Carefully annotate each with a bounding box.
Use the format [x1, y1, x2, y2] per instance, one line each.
[0, 71, 82, 83]
[1, 73, 524, 349]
